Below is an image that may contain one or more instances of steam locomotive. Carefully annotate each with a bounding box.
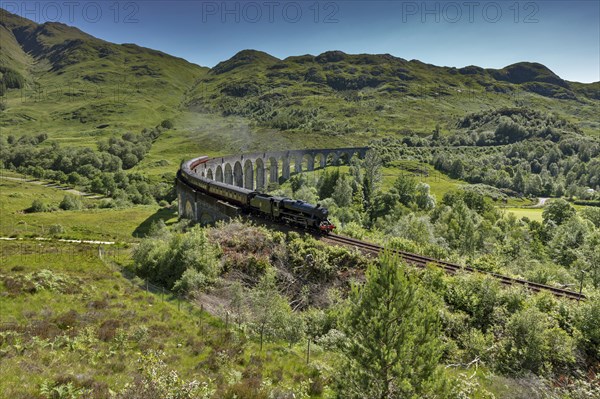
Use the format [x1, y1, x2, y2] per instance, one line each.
[178, 156, 335, 233]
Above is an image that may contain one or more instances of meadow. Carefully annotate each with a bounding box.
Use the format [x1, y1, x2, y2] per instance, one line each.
[0, 176, 175, 241]
[0, 239, 332, 398]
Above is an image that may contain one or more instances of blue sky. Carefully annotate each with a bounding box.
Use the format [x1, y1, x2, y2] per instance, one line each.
[2, 1, 599, 82]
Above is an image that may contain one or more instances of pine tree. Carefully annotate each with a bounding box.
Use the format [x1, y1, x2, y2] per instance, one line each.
[337, 253, 447, 399]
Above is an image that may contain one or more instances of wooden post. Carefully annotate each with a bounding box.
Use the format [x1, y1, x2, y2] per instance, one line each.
[579, 270, 586, 303]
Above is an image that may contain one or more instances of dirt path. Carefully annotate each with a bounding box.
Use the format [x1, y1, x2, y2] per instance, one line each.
[0, 175, 104, 199]
[0, 237, 116, 245]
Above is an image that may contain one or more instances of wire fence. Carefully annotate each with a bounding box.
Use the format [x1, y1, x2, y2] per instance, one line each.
[0, 240, 208, 319]
[97, 246, 206, 316]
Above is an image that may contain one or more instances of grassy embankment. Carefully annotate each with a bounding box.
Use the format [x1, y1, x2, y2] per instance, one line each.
[0, 239, 331, 398]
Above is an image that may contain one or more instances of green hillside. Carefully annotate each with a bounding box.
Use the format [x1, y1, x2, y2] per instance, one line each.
[1, 8, 598, 160]
[1, 8, 599, 398]
[0, 8, 207, 145]
[187, 50, 599, 140]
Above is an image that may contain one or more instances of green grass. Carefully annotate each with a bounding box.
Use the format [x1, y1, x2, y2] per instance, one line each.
[503, 207, 544, 222]
[381, 160, 465, 202]
[382, 160, 535, 207]
[0, 240, 329, 398]
[0, 177, 177, 241]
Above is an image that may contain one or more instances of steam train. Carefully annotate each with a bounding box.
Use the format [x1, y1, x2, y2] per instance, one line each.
[178, 156, 335, 233]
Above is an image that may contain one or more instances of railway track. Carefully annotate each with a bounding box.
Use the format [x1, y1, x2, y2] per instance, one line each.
[179, 153, 586, 302]
[324, 233, 586, 301]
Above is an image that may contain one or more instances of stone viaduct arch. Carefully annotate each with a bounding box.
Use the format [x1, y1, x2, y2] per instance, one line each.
[180, 147, 369, 222]
[233, 161, 243, 187]
[197, 147, 369, 193]
[244, 159, 254, 190]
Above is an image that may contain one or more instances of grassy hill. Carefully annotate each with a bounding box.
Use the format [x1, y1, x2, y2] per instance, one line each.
[1, 8, 597, 168]
[0, 8, 207, 146]
[186, 50, 599, 140]
[0, 239, 329, 398]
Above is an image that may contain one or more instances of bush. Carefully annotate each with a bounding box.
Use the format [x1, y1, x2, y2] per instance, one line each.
[59, 194, 83, 211]
[498, 306, 575, 375]
[1, 68, 25, 89]
[173, 268, 210, 293]
[133, 225, 221, 290]
[160, 119, 174, 129]
[28, 199, 48, 213]
[48, 224, 65, 236]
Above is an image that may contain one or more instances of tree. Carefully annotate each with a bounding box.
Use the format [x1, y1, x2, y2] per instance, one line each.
[579, 229, 600, 288]
[295, 185, 318, 204]
[317, 169, 340, 200]
[367, 191, 400, 223]
[436, 201, 480, 255]
[525, 174, 543, 196]
[575, 295, 600, 361]
[513, 168, 526, 194]
[449, 159, 464, 179]
[414, 182, 435, 210]
[388, 214, 436, 246]
[542, 198, 576, 226]
[393, 173, 416, 207]
[249, 270, 291, 351]
[548, 216, 591, 266]
[362, 150, 382, 207]
[581, 207, 600, 228]
[332, 175, 353, 207]
[337, 253, 447, 398]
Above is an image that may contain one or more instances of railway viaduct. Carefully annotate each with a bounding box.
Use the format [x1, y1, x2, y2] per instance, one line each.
[178, 147, 369, 223]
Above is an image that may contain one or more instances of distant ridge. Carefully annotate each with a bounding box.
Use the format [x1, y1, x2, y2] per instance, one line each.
[0, 8, 598, 138]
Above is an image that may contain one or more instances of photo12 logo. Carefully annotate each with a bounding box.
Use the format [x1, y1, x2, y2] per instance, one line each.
[200, 1, 340, 23]
[16, 79, 139, 104]
[0, 1, 140, 24]
[400, 1, 540, 23]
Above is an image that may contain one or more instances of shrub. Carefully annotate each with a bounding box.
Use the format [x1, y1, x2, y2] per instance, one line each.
[160, 119, 174, 129]
[48, 224, 65, 236]
[2, 68, 25, 89]
[28, 199, 48, 213]
[59, 194, 83, 211]
[133, 225, 221, 290]
[498, 306, 575, 375]
[98, 319, 121, 342]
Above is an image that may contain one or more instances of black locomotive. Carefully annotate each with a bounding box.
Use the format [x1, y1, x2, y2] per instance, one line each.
[179, 157, 335, 233]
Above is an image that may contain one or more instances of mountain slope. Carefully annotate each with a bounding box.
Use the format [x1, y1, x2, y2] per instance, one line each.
[186, 50, 599, 138]
[0, 8, 597, 148]
[0, 9, 208, 142]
